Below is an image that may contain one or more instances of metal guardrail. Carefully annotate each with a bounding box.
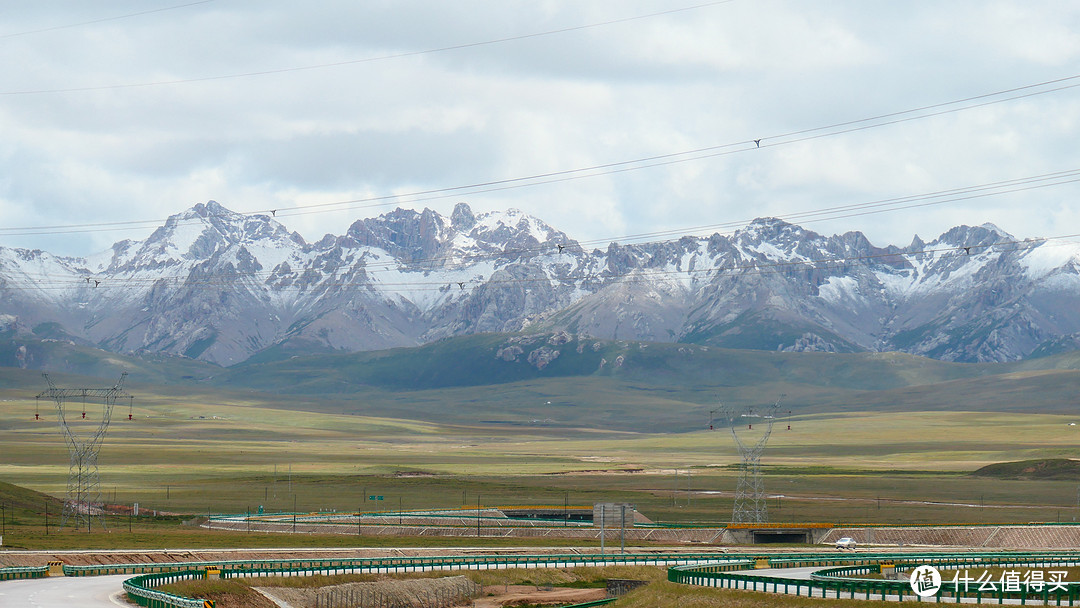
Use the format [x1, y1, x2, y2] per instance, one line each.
[123, 570, 208, 608]
[71, 551, 723, 577]
[101, 550, 1078, 572]
[810, 556, 1080, 584]
[0, 566, 49, 581]
[120, 552, 726, 608]
[669, 551, 1080, 604]
[69, 549, 1080, 608]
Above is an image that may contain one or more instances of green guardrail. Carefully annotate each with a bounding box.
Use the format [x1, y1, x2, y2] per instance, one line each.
[772, 552, 1080, 574]
[72, 552, 720, 577]
[811, 556, 1080, 584]
[123, 570, 207, 608]
[670, 551, 1080, 605]
[120, 552, 729, 608]
[79, 549, 1080, 608]
[0, 566, 49, 581]
[89, 550, 1080, 577]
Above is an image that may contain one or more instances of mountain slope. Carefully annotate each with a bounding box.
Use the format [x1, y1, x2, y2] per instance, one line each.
[3, 333, 1079, 433]
[2, 202, 1080, 364]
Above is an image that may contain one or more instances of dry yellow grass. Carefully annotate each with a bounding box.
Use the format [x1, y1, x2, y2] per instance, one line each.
[615, 582, 902, 607]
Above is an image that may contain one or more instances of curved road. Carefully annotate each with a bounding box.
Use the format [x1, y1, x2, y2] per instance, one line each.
[730, 565, 821, 580]
[0, 574, 132, 608]
[0, 566, 825, 608]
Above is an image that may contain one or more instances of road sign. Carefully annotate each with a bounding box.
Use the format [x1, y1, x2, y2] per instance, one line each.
[369, 495, 384, 501]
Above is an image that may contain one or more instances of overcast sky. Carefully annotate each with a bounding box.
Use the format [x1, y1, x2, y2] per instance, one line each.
[2, 0, 1079, 257]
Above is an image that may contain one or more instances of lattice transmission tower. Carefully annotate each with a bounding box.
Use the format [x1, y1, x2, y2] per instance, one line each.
[723, 395, 785, 524]
[36, 372, 133, 531]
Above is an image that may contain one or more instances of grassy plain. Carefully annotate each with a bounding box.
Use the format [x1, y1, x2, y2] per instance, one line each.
[3, 370, 1080, 550]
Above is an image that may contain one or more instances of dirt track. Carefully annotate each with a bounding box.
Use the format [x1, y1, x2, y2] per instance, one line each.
[473, 584, 606, 607]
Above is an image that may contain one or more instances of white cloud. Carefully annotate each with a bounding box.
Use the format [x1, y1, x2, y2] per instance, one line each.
[0, 0, 1078, 257]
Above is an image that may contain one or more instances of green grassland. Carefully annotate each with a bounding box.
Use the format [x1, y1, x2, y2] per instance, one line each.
[6, 332, 1080, 434]
[3, 382, 1080, 543]
[1, 337, 1080, 549]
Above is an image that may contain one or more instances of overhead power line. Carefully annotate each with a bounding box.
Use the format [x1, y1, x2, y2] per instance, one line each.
[2, 73, 1078, 240]
[246, 74, 1080, 222]
[569, 168, 1080, 249]
[7, 223, 1080, 294]
[3, 167, 1079, 284]
[0, 1, 216, 40]
[0, 1, 734, 96]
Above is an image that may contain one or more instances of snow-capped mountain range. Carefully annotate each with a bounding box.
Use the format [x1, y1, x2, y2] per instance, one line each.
[2, 200, 1079, 366]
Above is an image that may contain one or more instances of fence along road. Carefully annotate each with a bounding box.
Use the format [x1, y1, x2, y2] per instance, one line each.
[4, 551, 731, 608]
[16, 549, 1080, 607]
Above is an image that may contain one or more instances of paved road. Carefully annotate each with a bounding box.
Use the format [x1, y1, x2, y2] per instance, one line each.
[729, 565, 822, 580]
[0, 554, 737, 608]
[0, 574, 131, 608]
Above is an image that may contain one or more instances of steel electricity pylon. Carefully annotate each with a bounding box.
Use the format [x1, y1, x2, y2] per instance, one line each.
[723, 395, 784, 524]
[36, 373, 132, 531]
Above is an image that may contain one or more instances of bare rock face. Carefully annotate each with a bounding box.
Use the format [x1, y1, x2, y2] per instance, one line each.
[495, 345, 523, 362]
[527, 346, 560, 370]
[2, 201, 1080, 365]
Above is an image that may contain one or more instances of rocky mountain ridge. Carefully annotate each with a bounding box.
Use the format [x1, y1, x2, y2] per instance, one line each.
[2, 200, 1079, 365]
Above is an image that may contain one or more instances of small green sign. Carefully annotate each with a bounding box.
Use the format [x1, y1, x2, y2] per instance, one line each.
[369, 495, 384, 501]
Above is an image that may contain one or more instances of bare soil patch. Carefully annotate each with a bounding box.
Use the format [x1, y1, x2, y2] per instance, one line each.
[472, 584, 606, 607]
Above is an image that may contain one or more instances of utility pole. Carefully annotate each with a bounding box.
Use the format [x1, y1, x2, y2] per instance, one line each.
[724, 395, 784, 524]
[36, 373, 133, 531]
[600, 507, 605, 555]
[620, 504, 626, 554]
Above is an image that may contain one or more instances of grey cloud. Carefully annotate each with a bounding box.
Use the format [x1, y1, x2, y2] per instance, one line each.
[0, 0, 1078, 256]
[230, 128, 498, 190]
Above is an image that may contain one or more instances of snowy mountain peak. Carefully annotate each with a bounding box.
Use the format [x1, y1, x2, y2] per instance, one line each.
[345, 203, 572, 265]
[931, 223, 1015, 250]
[3, 202, 1080, 366]
[469, 207, 569, 252]
[737, 217, 819, 244]
[93, 201, 300, 274]
[450, 202, 476, 231]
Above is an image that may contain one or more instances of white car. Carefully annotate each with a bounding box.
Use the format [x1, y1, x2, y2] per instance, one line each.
[835, 537, 857, 550]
